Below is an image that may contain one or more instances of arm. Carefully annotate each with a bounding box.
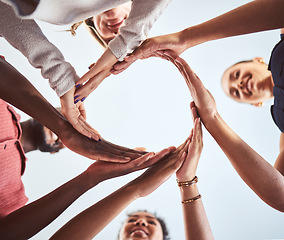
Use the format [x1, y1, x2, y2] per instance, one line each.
[112, 0, 284, 74]
[49, 145, 185, 240]
[176, 103, 213, 240]
[0, 150, 168, 239]
[0, 57, 146, 162]
[173, 56, 284, 212]
[74, 0, 172, 101]
[0, 1, 100, 140]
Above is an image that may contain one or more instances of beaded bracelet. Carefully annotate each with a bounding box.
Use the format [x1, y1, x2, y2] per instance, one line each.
[177, 176, 198, 187]
[181, 194, 202, 204]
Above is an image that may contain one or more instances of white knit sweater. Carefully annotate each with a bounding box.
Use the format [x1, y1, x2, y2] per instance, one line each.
[1, 0, 171, 96]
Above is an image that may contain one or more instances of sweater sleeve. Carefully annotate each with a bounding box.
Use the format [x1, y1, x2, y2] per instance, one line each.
[108, 0, 172, 61]
[0, 1, 78, 97]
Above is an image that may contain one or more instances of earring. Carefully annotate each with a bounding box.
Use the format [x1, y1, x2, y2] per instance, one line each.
[253, 102, 264, 107]
[259, 59, 265, 64]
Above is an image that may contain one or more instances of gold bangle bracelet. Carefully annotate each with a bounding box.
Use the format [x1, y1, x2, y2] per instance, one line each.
[177, 176, 198, 187]
[181, 194, 202, 204]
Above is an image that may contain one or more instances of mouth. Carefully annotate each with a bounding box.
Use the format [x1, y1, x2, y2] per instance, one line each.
[244, 74, 253, 95]
[106, 18, 125, 29]
[130, 229, 149, 238]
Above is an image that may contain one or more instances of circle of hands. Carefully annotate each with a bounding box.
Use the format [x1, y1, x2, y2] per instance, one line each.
[60, 43, 214, 192]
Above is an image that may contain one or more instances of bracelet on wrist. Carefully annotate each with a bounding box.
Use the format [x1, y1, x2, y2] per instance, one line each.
[181, 194, 202, 204]
[177, 176, 198, 187]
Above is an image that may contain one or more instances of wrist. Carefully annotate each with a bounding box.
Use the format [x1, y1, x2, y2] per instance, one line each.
[79, 171, 101, 191]
[181, 26, 205, 49]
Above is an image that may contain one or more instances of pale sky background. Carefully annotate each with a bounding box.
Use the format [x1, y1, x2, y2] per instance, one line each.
[1, 0, 284, 239]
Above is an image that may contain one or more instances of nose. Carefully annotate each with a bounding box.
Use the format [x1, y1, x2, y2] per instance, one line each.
[237, 80, 243, 90]
[135, 218, 148, 227]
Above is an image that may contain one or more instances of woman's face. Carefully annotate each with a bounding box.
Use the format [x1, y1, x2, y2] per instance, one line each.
[119, 212, 163, 240]
[92, 2, 131, 44]
[221, 58, 273, 105]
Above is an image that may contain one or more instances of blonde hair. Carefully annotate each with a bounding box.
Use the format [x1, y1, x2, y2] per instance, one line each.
[68, 18, 108, 49]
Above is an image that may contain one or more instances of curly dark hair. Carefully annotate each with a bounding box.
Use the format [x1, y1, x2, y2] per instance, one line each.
[118, 210, 170, 240]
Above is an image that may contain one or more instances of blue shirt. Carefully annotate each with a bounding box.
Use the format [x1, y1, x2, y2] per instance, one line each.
[269, 34, 284, 132]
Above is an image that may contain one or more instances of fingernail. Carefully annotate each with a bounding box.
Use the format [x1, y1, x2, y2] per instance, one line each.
[99, 138, 102, 141]
[74, 99, 80, 104]
[75, 84, 81, 88]
[81, 97, 86, 102]
[74, 95, 79, 99]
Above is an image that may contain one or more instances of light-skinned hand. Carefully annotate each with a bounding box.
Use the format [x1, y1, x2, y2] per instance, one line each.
[85, 147, 175, 185]
[111, 31, 187, 74]
[60, 87, 101, 141]
[176, 102, 203, 182]
[74, 48, 117, 101]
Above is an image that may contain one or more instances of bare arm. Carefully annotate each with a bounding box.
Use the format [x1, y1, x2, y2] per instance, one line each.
[176, 104, 213, 240]
[113, 0, 284, 74]
[0, 150, 167, 239]
[172, 56, 284, 212]
[0, 57, 146, 162]
[49, 146, 182, 240]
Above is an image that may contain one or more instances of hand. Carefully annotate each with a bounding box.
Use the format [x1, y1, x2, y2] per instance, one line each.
[127, 142, 189, 198]
[85, 147, 175, 185]
[58, 120, 147, 162]
[60, 88, 101, 141]
[111, 31, 187, 74]
[165, 55, 218, 122]
[176, 102, 203, 181]
[74, 48, 118, 101]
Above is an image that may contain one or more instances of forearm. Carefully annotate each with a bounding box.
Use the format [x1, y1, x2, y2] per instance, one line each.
[203, 113, 284, 211]
[0, 58, 69, 137]
[181, 0, 284, 49]
[0, 171, 98, 240]
[179, 183, 213, 240]
[50, 185, 137, 240]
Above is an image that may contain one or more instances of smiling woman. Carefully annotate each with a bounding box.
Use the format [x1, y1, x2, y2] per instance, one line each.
[118, 211, 168, 240]
[221, 58, 274, 106]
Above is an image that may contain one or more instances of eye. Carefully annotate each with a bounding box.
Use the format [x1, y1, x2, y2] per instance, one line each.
[235, 89, 240, 98]
[235, 71, 240, 79]
[128, 219, 136, 223]
[148, 220, 156, 225]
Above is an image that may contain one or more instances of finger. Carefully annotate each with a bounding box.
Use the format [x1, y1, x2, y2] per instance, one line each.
[190, 105, 199, 121]
[78, 103, 87, 120]
[78, 115, 101, 141]
[88, 62, 96, 70]
[193, 117, 202, 142]
[98, 140, 146, 160]
[76, 65, 102, 85]
[137, 147, 175, 169]
[75, 70, 109, 99]
[102, 139, 148, 155]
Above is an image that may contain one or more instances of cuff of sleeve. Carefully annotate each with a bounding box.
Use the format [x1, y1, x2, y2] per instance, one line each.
[50, 70, 79, 97]
[108, 34, 143, 61]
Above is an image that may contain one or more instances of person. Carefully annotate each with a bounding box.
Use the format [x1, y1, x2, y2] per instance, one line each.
[1, 0, 172, 133]
[111, 0, 284, 74]
[118, 210, 170, 240]
[221, 28, 284, 133]
[167, 55, 284, 212]
[0, 96, 171, 239]
[48, 103, 213, 240]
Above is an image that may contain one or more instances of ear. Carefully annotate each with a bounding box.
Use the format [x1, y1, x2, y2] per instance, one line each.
[253, 57, 265, 64]
[251, 102, 264, 107]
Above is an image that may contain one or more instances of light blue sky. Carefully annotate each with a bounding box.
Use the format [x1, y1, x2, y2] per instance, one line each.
[1, 0, 283, 239]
